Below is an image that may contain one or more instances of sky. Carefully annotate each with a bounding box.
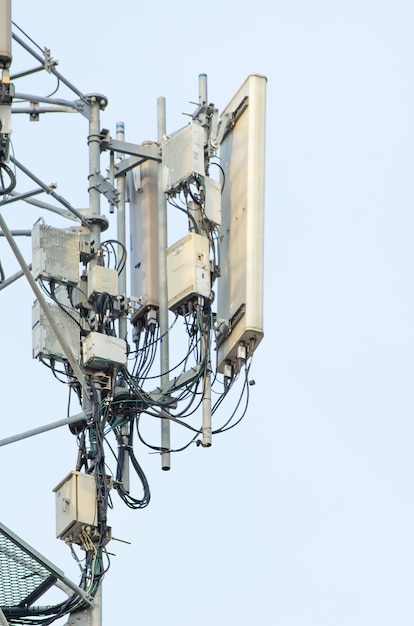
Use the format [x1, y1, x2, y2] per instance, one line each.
[1, 0, 414, 625]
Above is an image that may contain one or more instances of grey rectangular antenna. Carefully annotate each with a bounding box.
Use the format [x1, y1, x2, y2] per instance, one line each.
[162, 122, 205, 192]
[32, 219, 80, 285]
[217, 74, 267, 372]
[32, 300, 81, 362]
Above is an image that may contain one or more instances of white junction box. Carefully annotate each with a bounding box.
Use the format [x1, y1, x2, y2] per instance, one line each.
[32, 219, 79, 285]
[82, 332, 127, 369]
[54, 471, 97, 543]
[86, 265, 118, 298]
[203, 176, 221, 226]
[167, 232, 210, 312]
[162, 122, 205, 192]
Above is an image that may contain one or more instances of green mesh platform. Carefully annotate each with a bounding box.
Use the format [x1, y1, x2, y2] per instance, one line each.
[0, 522, 92, 611]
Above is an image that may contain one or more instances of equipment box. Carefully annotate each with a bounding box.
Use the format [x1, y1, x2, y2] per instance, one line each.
[54, 471, 97, 543]
[167, 232, 210, 313]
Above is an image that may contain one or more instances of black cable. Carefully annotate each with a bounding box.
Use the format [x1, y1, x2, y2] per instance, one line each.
[130, 312, 178, 355]
[45, 76, 60, 98]
[94, 292, 115, 335]
[167, 197, 200, 233]
[185, 175, 204, 206]
[12, 21, 44, 53]
[133, 315, 199, 380]
[39, 357, 76, 385]
[0, 161, 16, 195]
[40, 280, 84, 331]
[99, 239, 127, 274]
[136, 413, 200, 453]
[209, 161, 226, 192]
[212, 363, 251, 434]
[114, 425, 150, 509]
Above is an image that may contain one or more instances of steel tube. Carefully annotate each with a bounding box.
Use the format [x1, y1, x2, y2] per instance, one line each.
[116, 121, 127, 340]
[0, 266, 26, 290]
[0, 607, 9, 626]
[116, 121, 130, 491]
[87, 95, 103, 249]
[0, 413, 87, 447]
[12, 32, 86, 101]
[157, 96, 170, 470]
[10, 156, 89, 226]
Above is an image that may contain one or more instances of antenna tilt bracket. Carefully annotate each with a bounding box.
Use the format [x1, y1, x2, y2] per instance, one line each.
[88, 172, 119, 208]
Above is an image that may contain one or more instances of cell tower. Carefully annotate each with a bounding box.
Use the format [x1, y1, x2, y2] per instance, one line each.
[0, 1, 267, 624]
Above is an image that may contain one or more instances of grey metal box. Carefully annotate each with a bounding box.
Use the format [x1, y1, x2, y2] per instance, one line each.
[54, 471, 97, 543]
[32, 300, 81, 362]
[32, 219, 80, 285]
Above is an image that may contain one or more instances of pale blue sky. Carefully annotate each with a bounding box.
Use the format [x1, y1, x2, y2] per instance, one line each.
[1, 1, 414, 625]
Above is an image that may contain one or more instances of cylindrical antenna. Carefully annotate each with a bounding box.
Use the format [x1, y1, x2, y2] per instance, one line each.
[87, 94, 105, 248]
[129, 141, 159, 306]
[199, 73, 207, 105]
[0, 0, 12, 69]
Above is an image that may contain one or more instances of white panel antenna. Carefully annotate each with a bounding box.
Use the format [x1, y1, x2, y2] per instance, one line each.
[216, 74, 267, 372]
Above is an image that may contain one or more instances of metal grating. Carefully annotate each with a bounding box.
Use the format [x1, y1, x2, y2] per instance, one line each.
[0, 530, 55, 606]
[0, 522, 93, 611]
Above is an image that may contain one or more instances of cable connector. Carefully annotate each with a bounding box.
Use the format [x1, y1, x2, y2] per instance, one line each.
[237, 343, 247, 362]
[146, 307, 158, 328]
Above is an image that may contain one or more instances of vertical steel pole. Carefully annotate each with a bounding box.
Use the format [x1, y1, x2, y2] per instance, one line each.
[157, 96, 171, 470]
[116, 120, 127, 341]
[198, 75, 212, 447]
[90, 585, 102, 626]
[202, 351, 212, 446]
[86, 94, 105, 626]
[0, 0, 12, 165]
[116, 120, 130, 491]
